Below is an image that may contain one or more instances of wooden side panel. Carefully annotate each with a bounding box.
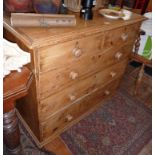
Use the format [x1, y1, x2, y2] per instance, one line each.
[16, 77, 41, 140]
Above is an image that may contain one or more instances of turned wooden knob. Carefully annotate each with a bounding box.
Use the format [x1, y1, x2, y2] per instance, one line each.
[72, 47, 82, 57]
[69, 71, 78, 80]
[110, 71, 116, 78]
[121, 33, 128, 41]
[115, 52, 123, 60]
[65, 114, 73, 122]
[69, 94, 76, 101]
[104, 90, 110, 95]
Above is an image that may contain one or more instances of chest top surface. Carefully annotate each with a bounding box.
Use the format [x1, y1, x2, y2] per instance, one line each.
[3, 11, 145, 49]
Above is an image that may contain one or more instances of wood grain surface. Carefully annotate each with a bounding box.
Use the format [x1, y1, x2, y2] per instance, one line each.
[3, 11, 145, 148]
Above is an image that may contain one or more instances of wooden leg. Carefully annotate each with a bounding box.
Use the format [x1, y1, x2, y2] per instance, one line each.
[134, 63, 145, 95]
[3, 109, 21, 154]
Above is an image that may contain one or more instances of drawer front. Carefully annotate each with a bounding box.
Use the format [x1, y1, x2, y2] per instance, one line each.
[39, 43, 132, 99]
[39, 23, 139, 73]
[39, 33, 105, 73]
[39, 60, 128, 122]
[103, 23, 140, 49]
[40, 78, 121, 141]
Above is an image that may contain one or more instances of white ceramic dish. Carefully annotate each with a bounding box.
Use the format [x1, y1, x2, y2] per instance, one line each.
[99, 9, 123, 20]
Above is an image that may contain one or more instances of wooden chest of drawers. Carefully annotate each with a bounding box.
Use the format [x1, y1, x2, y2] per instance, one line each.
[3, 12, 145, 147]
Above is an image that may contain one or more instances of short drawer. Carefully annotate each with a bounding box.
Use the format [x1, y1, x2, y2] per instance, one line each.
[39, 33, 105, 73]
[40, 78, 121, 141]
[39, 43, 132, 99]
[103, 23, 140, 49]
[39, 59, 128, 122]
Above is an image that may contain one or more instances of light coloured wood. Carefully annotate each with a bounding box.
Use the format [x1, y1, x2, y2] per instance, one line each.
[39, 24, 139, 73]
[134, 63, 145, 95]
[17, 108, 72, 149]
[39, 43, 133, 99]
[44, 137, 72, 155]
[3, 11, 145, 150]
[40, 78, 120, 141]
[39, 59, 127, 122]
[16, 109, 42, 148]
[3, 12, 146, 49]
[16, 77, 41, 140]
[39, 33, 104, 72]
[39, 81, 120, 146]
[104, 23, 140, 49]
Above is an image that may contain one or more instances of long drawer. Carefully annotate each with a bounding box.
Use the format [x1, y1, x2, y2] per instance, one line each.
[39, 43, 132, 99]
[40, 78, 121, 141]
[39, 59, 128, 122]
[39, 23, 139, 73]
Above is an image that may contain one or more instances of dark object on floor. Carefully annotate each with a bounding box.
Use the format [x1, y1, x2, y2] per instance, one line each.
[145, 66, 152, 76]
[3, 67, 33, 154]
[130, 60, 142, 68]
[61, 90, 151, 155]
[130, 60, 152, 76]
[4, 120, 55, 155]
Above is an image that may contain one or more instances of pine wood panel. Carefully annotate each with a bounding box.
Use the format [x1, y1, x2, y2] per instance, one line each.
[104, 23, 140, 49]
[39, 59, 128, 122]
[3, 11, 145, 147]
[43, 137, 72, 155]
[39, 23, 139, 73]
[4, 12, 145, 48]
[39, 43, 133, 99]
[40, 78, 120, 141]
[39, 32, 105, 72]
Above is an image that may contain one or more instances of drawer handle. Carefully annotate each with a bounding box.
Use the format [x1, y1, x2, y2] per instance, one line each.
[69, 94, 76, 101]
[115, 52, 123, 60]
[104, 90, 110, 95]
[121, 33, 128, 41]
[72, 47, 82, 57]
[69, 71, 78, 80]
[65, 114, 73, 122]
[110, 71, 116, 78]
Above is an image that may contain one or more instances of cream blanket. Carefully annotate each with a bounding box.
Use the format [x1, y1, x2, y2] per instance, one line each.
[3, 39, 30, 78]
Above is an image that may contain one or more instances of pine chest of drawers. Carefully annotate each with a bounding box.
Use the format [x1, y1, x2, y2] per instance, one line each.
[4, 12, 145, 147]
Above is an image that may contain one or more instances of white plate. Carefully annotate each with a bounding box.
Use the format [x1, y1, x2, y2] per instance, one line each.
[99, 9, 123, 20]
